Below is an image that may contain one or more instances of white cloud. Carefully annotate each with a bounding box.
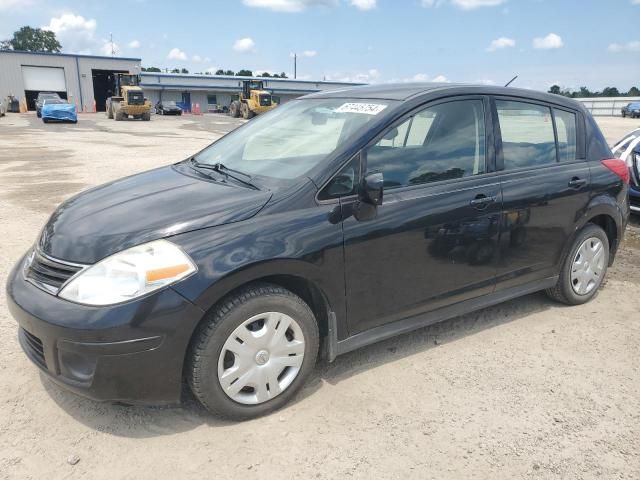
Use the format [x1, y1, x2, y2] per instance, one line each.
[451, 0, 505, 8]
[327, 68, 380, 83]
[632, 0, 640, 4]
[608, 40, 640, 52]
[301, 50, 317, 57]
[242, 0, 337, 12]
[486, 37, 515, 52]
[421, 0, 505, 9]
[233, 37, 256, 53]
[167, 47, 187, 60]
[0, 0, 34, 10]
[351, 0, 375, 10]
[192, 54, 202, 62]
[533, 33, 563, 49]
[42, 13, 97, 53]
[405, 73, 449, 83]
[128, 39, 140, 48]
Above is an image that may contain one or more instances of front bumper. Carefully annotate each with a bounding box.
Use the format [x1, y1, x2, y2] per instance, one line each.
[6, 256, 204, 405]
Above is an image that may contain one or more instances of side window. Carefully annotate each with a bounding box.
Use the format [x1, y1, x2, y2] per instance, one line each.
[318, 155, 360, 200]
[366, 99, 486, 189]
[496, 100, 557, 169]
[554, 109, 577, 162]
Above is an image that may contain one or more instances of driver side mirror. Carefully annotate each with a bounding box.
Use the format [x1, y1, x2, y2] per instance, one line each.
[359, 172, 384, 206]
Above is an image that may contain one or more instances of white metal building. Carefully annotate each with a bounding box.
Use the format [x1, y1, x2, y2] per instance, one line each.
[0, 49, 142, 111]
[0, 49, 361, 113]
[140, 72, 362, 112]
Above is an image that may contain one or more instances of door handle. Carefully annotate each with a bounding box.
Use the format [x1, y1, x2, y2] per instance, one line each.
[568, 177, 587, 188]
[470, 194, 497, 208]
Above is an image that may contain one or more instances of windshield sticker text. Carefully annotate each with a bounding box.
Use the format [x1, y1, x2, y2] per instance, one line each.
[335, 103, 387, 115]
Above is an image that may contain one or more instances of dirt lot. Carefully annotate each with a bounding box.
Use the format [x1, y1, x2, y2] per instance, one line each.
[0, 112, 639, 480]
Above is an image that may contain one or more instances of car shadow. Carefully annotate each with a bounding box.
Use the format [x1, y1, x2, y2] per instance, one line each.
[40, 290, 558, 437]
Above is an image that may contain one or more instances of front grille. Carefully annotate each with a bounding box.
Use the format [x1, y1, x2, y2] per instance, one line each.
[259, 94, 272, 107]
[25, 250, 83, 294]
[20, 328, 46, 368]
[128, 92, 144, 105]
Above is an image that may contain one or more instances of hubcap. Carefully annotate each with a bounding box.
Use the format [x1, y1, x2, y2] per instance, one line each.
[217, 312, 305, 405]
[570, 237, 605, 295]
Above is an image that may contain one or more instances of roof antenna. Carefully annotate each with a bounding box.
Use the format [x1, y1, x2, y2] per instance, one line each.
[504, 75, 518, 87]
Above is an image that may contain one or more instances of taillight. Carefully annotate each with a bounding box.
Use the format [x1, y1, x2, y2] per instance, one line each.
[601, 158, 630, 184]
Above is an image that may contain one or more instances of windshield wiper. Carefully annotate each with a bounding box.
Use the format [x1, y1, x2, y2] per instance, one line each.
[189, 158, 258, 190]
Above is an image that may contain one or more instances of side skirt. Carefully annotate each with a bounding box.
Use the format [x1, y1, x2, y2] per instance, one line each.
[331, 276, 558, 359]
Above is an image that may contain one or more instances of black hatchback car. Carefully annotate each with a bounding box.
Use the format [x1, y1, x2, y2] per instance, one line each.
[7, 84, 630, 419]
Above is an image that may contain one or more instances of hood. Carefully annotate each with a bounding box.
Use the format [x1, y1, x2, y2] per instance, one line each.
[39, 165, 272, 264]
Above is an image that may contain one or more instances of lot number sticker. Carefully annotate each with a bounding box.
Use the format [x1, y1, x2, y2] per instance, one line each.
[335, 103, 387, 115]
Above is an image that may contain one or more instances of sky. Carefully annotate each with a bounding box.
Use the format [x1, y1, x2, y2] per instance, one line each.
[1, 0, 639, 91]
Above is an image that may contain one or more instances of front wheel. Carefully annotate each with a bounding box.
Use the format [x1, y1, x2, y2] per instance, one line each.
[546, 224, 609, 305]
[188, 283, 319, 420]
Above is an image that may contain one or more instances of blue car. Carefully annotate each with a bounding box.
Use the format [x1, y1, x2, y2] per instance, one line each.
[612, 128, 640, 214]
[41, 99, 77, 124]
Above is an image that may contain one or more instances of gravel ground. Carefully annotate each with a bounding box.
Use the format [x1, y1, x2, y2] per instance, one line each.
[0, 112, 639, 480]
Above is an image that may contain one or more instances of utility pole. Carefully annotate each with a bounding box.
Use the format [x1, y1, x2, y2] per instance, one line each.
[294, 53, 297, 79]
[109, 33, 115, 57]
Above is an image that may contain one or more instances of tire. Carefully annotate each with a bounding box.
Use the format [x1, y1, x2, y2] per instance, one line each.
[622, 111, 626, 118]
[229, 101, 240, 118]
[107, 104, 114, 119]
[241, 103, 250, 119]
[115, 108, 125, 121]
[142, 112, 151, 121]
[42, 118, 48, 123]
[37, 111, 41, 118]
[188, 283, 319, 420]
[546, 224, 609, 305]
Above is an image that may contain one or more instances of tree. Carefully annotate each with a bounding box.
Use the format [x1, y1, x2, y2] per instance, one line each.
[259, 72, 272, 77]
[170, 68, 180, 73]
[142, 66, 161, 72]
[627, 86, 640, 97]
[236, 69, 253, 77]
[601, 87, 620, 97]
[1, 26, 61, 52]
[278, 72, 288, 79]
[180, 68, 189, 74]
[548, 85, 561, 95]
[215, 69, 225, 75]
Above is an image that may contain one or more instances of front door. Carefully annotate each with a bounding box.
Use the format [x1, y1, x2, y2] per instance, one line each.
[182, 92, 191, 112]
[492, 98, 591, 288]
[341, 97, 502, 334]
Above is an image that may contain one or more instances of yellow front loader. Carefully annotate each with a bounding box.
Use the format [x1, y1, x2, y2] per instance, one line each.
[228, 80, 277, 119]
[106, 74, 151, 121]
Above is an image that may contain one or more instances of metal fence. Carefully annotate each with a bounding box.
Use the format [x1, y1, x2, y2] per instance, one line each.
[576, 96, 640, 116]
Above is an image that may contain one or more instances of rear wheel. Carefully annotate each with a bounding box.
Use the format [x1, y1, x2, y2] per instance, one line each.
[107, 103, 114, 119]
[622, 111, 626, 118]
[142, 112, 151, 121]
[188, 283, 319, 420]
[115, 108, 125, 121]
[546, 224, 609, 305]
[241, 103, 251, 119]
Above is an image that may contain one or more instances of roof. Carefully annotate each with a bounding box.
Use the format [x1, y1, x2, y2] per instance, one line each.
[0, 49, 141, 62]
[303, 82, 588, 110]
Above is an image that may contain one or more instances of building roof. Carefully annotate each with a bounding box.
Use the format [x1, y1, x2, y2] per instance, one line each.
[139, 71, 364, 87]
[0, 49, 141, 62]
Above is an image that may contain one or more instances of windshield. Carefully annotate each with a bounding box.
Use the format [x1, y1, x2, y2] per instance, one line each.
[193, 98, 394, 179]
[164, 101, 177, 106]
[44, 99, 65, 105]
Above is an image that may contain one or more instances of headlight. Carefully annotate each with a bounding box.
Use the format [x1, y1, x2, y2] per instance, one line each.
[59, 240, 196, 306]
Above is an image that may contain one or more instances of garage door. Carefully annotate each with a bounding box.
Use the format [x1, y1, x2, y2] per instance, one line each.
[21, 66, 67, 92]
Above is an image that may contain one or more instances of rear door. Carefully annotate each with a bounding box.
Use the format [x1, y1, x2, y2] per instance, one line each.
[340, 96, 503, 334]
[492, 97, 590, 288]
